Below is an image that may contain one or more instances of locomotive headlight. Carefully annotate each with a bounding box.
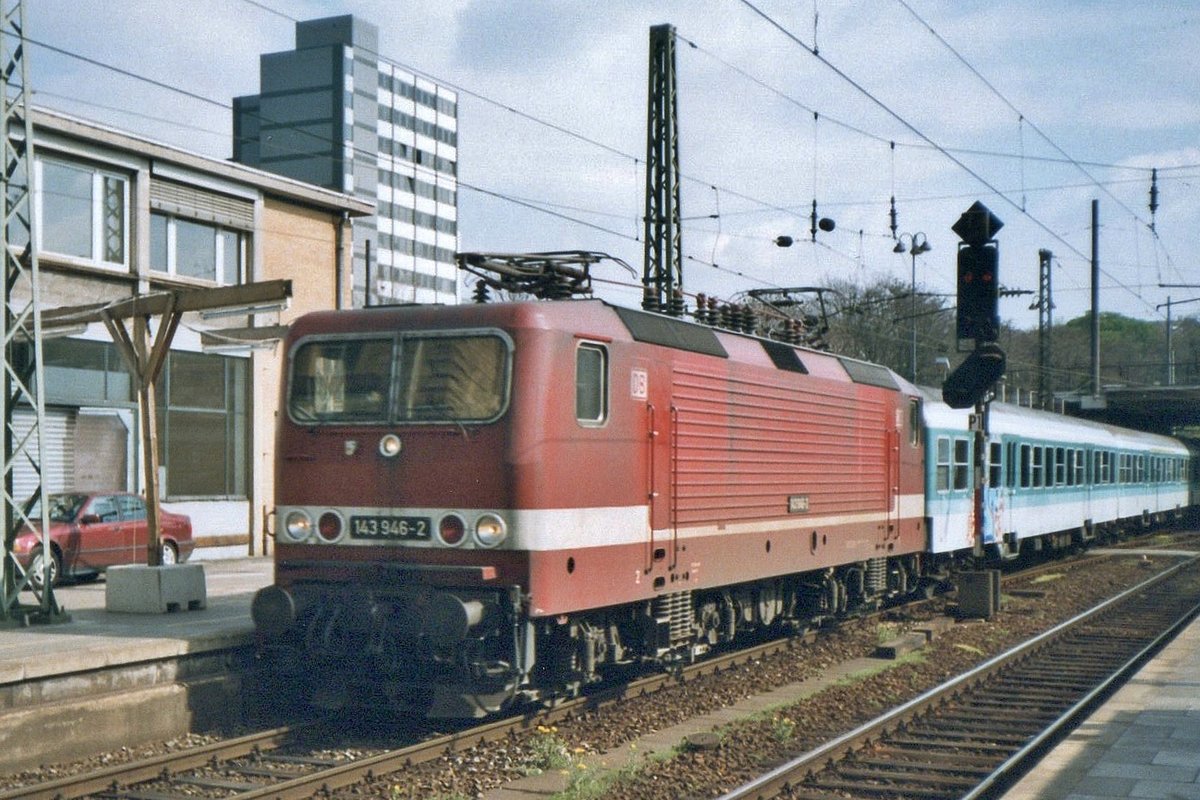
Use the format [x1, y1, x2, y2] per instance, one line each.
[283, 510, 312, 542]
[379, 433, 402, 458]
[474, 513, 507, 547]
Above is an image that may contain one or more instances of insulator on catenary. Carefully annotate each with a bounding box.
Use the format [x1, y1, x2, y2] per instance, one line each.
[472, 280, 490, 304]
[668, 289, 686, 318]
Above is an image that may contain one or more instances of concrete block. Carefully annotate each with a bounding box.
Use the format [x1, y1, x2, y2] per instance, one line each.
[911, 616, 957, 642]
[106, 564, 207, 614]
[874, 631, 928, 660]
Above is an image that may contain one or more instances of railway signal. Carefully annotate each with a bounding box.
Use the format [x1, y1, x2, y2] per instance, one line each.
[953, 201, 1003, 344]
[944, 202, 1007, 409]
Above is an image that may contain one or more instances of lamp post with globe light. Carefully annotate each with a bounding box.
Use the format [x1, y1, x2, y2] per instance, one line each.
[894, 232, 931, 382]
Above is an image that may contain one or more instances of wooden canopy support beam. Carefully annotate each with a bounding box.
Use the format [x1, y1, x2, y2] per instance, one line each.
[41, 280, 291, 566]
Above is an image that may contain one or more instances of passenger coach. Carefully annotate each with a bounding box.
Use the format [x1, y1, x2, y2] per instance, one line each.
[922, 388, 1189, 560]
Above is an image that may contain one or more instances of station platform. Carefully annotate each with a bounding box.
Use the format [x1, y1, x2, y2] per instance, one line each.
[0, 556, 272, 683]
[0, 557, 274, 772]
[1002, 609, 1200, 799]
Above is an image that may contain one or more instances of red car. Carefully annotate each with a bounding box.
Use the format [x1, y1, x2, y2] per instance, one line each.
[12, 492, 194, 590]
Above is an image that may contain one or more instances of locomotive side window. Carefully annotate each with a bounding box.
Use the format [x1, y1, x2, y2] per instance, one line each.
[575, 343, 608, 425]
[908, 399, 921, 447]
[289, 338, 392, 421]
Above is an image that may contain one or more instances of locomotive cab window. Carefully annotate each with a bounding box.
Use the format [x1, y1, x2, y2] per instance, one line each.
[288, 332, 510, 425]
[575, 343, 608, 425]
[289, 338, 392, 421]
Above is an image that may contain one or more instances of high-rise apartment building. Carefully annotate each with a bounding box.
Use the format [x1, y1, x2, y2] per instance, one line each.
[234, 15, 459, 306]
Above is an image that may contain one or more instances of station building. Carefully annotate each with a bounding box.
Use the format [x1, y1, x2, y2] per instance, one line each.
[20, 107, 372, 554]
[233, 14, 460, 307]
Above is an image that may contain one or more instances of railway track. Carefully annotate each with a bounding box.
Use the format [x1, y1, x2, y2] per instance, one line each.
[2, 627, 816, 800]
[5, 548, 1190, 800]
[717, 554, 1200, 800]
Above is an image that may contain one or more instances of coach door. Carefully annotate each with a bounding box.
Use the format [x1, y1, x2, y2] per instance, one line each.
[981, 439, 1006, 550]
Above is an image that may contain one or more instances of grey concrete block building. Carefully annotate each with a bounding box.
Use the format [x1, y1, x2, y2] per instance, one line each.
[233, 14, 459, 307]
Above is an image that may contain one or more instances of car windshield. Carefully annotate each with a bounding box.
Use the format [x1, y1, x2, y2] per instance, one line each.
[29, 493, 89, 523]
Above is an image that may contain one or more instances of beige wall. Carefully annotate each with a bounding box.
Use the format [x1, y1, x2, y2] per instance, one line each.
[248, 200, 351, 552]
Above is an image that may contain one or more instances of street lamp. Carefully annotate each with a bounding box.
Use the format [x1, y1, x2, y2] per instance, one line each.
[894, 232, 931, 382]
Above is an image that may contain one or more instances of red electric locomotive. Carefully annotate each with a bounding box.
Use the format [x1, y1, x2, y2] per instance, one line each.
[252, 289, 929, 716]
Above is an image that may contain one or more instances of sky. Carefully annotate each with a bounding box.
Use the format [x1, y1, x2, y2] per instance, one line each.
[23, 0, 1200, 330]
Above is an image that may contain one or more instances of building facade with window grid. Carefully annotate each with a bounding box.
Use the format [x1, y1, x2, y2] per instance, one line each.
[24, 107, 371, 553]
[233, 14, 459, 307]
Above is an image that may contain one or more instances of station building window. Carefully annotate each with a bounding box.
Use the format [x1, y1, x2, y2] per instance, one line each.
[32, 340, 246, 500]
[150, 212, 244, 284]
[157, 351, 248, 498]
[35, 156, 128, 269]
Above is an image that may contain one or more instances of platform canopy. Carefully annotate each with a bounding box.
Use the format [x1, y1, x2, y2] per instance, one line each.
[1063, 385, 1200, 436]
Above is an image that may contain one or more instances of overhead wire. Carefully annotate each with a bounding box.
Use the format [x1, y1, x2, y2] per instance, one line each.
[21, 2, 1194, 319]
[734, 0, 1162, 317]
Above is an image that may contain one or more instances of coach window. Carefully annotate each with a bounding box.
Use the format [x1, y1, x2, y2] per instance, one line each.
[953, 439, 970, 491]
[1032, 446, 1044, 488]
[988, 442, 1002, 488]
[936, 437, 951, 491]
[575, 343, 608, 425]
[1020, 444, 1031, 488]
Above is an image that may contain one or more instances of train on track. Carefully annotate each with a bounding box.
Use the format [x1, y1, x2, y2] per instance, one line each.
[251, 264, 1194, 717]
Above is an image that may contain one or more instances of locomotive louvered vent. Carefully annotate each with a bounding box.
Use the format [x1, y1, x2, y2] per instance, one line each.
[614, 306, 728, 358]
[150, 179, 255, 230]
[838, 357, 899, 390]
[761, 340, 808, 373]
[653, 591, 695, 647]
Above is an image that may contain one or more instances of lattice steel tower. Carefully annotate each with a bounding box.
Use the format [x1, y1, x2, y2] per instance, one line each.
[1, 0, 64, 622]
[642, 24, 684, 316]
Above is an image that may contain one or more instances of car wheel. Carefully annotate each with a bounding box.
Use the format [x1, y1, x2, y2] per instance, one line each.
[28, 546, 61, 590]
[161, 541, 178, 566]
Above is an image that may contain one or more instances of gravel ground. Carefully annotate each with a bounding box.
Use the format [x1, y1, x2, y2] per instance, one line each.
[2, 534, 1196, 799]
[374, 544, 1199, 800]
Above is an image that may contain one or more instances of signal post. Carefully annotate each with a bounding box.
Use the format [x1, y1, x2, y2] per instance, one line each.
[943, 202, 1006, 567]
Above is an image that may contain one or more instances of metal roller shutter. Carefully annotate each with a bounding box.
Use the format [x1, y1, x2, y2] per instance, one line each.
[150, 178, 255, 230]
[11, 408, 75, 503]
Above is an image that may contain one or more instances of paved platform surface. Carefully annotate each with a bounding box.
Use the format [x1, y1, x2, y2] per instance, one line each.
[0, 557, 273, 684]
[1002, 610, 1200, 799]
